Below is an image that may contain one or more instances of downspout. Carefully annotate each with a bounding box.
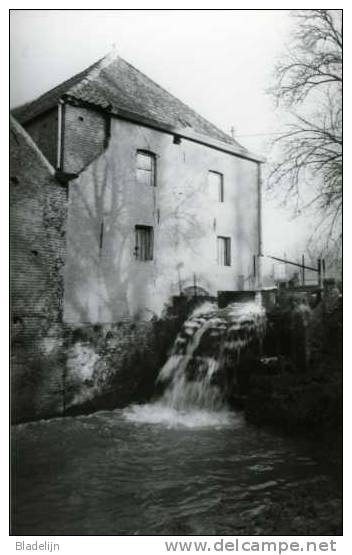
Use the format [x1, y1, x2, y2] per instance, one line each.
[57, 100, 65, 170]
[257, 162, 263, 290]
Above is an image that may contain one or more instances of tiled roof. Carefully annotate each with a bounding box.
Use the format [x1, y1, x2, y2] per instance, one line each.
[12, 58, 103, 124]
[12, 52, 248, 151]
[10, 116, 56, 176]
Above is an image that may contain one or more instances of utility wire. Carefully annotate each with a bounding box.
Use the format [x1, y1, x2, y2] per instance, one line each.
[234, 131, 285, 137]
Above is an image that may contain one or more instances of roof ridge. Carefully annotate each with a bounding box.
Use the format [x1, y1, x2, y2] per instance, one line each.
[11, 51, 254, 156]
[68, 50, 120, 94]
[117, 56, 244, 149]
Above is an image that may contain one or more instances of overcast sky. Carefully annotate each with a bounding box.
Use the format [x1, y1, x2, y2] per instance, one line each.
[10, 9, 316, 263]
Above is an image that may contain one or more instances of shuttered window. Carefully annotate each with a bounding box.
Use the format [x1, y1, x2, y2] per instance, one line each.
[136, 151, 156, 186]
[217, 236, 231, 266]
[208, 171, 224, 202]
[135, 226, 154, 261]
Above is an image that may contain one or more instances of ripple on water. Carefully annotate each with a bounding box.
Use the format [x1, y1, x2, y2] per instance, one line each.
[12, 407, 341, 536]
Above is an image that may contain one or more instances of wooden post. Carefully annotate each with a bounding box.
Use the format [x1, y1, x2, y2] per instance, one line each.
[318, 258, 322, 289]
[257, 164, 263, 289]
[193, 273, 197, 298]
[302, 254, 305, 286]
[322, 258, 326, 280]
[253, 254, 257, 288]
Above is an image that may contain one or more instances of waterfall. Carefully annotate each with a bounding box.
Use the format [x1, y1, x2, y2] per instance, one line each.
[124, 300, 266, 427]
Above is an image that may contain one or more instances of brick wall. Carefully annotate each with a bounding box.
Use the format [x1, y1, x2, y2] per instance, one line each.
[10, 118, 67, 422]
[62, 103, 108, 174]
[25, 108, 58, 168]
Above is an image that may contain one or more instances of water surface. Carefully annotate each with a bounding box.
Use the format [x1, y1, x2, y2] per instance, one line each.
[12, 407, 341, 535]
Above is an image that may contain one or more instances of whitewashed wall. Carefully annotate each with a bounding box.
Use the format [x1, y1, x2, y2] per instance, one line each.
[63, 118, 260, 322]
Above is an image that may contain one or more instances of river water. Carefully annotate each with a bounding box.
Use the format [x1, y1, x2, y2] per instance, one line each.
[11, 303, 341, 535]
[12, 407, 341, 535]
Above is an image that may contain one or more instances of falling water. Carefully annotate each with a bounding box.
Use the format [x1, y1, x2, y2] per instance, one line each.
[124, 300, 266, 427]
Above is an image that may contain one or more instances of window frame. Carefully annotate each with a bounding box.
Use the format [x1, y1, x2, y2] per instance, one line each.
[208, 170, 224, 203]
[217, 236, 231, 267]
[134, 225, 154, 261]
[136, 150, 156, 187]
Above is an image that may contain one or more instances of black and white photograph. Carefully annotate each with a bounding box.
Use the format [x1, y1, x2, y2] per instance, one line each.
[10, 8, 343, 540]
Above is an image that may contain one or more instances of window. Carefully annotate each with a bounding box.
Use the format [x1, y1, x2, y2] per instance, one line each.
[217, 236, 231, 266]
[208, 171, 224, 202]
[136, 151, 156, 187]
[135, 226, 154, 261]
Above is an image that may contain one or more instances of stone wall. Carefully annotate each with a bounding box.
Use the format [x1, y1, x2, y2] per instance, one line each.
[12, 302, 185, 423]
[62, 306, 184, 415]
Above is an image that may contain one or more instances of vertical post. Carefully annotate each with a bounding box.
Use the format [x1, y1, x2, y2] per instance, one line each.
[318, 258, 322, 289]
[257, 163, 263, 290]
[302, 254, 305, 286]
[253, 254, 257, 289]
[193, 273, 197, 298]
[322, 258, 326, 280]
[62, 334, 67, 416]
[57, 101, 64, 170]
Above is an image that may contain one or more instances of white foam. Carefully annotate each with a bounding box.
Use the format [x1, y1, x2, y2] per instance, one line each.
[189, 302, 217, 318]
[123, 403, 241, 429]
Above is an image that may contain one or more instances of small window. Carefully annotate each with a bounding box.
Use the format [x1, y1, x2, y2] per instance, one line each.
[136, 151, 156, 187]
[135, 226, 154, 261]
[208, 171, 224, 202]
[217, 236, 231, 266]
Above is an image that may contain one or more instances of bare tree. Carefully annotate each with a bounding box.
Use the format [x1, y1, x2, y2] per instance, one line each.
[268, 10, 342, 248]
